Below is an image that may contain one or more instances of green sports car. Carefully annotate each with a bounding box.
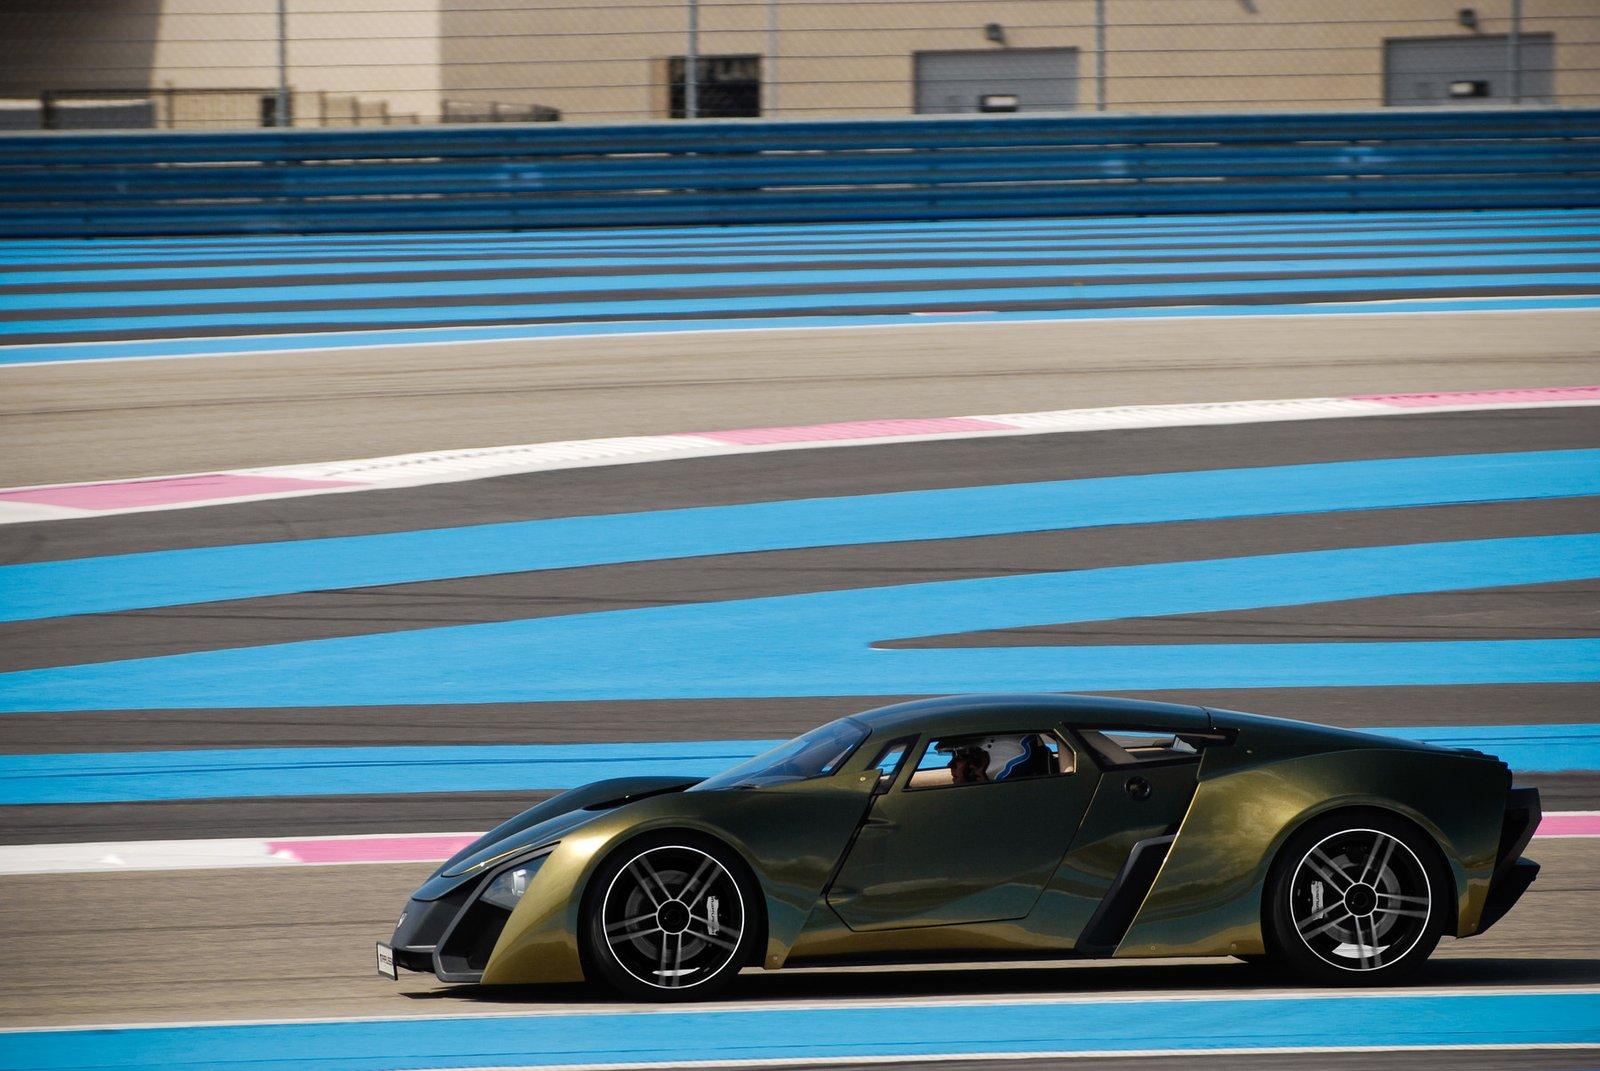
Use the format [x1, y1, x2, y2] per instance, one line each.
[377, 693, 1540, 999]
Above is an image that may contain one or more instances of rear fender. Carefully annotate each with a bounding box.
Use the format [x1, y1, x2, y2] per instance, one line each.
[1114, 747, 1507, 958]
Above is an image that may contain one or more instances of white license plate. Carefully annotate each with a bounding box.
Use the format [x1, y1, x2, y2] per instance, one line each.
[376, 941, 397, 980]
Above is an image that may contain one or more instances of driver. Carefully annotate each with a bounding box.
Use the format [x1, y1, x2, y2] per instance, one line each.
[945, 734, 1051, 784]
[948, 745, 990, 784]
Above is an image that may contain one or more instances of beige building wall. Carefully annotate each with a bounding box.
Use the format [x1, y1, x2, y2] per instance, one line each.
[437, 0, 1600, 122]
[0, 0, 1595, 127]
[1101, 0, 1600, 112]
[0, 0, 443, 127]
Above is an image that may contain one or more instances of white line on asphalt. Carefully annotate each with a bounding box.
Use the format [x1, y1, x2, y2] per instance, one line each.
[2, 387, 1596, 523]
[4, 301, 1595, 370]
[6, 985, 1600, 1034]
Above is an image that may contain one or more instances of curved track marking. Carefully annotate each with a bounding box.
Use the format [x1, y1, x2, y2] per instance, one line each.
[4, 448, 1596, 623]
[3, 534, 1597, 712]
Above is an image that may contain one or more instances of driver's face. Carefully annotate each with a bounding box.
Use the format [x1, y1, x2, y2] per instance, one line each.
[949, 750, 988, 784]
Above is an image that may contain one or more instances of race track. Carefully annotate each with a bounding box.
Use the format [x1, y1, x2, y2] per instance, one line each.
[1, 209, 1598, 1070]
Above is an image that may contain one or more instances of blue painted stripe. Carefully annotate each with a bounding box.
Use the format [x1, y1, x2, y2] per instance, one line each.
[4, 294, 1596, 366]
[1, 724, 1592, 804]
[3, 992, 1597, 1070]
[14, 251, 1600, 313]
[3, 535, 1596, 712]
[11, 236, 1597, 287]
[8, 222, 1599, 270]
[4, 449, 1595, 625]
[5, 206, 1596, 254]
[9, 269, 1600, 337]
[0, 741, 768, 804]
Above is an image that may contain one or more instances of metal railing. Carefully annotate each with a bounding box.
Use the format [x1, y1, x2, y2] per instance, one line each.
[1, 109, 1596, 236]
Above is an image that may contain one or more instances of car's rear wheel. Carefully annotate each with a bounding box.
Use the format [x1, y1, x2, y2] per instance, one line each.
[1264, 811, 1446, 985]
[582, 834, 759, 1001]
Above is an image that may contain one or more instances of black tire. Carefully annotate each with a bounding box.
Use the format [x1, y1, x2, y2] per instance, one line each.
[1263, 809, 1447, 985]
[581, 832, 761, 1001]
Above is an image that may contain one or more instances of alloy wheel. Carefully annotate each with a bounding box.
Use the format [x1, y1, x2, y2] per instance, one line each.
[1288, 826, 1432, 972]
[599, 844, 746, 990]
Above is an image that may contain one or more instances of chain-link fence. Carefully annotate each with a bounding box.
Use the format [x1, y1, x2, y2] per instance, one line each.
[0, 0, 1596, 130]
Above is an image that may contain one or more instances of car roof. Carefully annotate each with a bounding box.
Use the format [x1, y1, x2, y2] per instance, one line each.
[849, 693, 1212, 736]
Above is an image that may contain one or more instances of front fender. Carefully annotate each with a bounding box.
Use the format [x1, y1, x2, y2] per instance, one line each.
[481, 778, 874, 984]
[408, 776, 700, 903]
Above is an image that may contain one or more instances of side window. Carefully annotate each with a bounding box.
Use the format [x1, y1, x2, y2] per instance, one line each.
[906, 731, 1072, 790]
[1076, 728, 1208, 768]
[869, 738, 913, 788]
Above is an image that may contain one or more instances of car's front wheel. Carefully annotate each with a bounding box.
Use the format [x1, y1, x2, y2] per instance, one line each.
[582, 834, 760, 1001]
[1264, 811, 1446, 985]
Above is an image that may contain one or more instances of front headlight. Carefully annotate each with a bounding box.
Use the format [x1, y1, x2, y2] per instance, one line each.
[480, 855, 547, 911]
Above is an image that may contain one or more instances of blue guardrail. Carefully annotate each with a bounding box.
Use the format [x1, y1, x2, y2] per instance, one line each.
[1, 109, 1597, 236]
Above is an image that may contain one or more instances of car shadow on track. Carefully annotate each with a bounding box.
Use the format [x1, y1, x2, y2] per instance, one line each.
[398, 956, 1600, 1008]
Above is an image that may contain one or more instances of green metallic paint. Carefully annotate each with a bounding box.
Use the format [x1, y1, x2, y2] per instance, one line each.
[481, 773, 878, 983]
[1033, 758, 1200, 942]
[432, 695, 1522, 986]
[826, 730, 1097, 931]
[1115, 742, 1510, 959]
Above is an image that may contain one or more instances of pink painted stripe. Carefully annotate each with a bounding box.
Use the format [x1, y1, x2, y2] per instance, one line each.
[264, 833, 478, 864]
[1353, 385, 1600, 408]
[698, 416, 1015, 446]
[1534, 813, 1600, 837]
[0, 474, 360, 510]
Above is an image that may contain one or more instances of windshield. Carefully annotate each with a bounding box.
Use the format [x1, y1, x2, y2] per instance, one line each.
[691, 717, 869, 791]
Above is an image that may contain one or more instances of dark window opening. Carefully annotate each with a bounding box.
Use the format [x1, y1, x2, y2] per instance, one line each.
[669, 55, 761, 118]
[907, 731, 1071, 790]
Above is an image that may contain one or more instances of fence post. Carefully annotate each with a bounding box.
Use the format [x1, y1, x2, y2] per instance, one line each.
[686, 0, 700, 118]
[1095, 0, 1107, 111]
[1508, 0, 1523, 104]
[766, 0, 779, 116]
[275, 0, 291, 126]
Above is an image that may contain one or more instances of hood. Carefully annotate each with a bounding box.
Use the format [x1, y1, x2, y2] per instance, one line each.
[410, 775, 700, 901]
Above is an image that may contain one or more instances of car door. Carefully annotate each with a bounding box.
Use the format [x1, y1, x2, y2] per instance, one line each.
[825, 728, 1097, 931]
[1047, 725, 1214, 952]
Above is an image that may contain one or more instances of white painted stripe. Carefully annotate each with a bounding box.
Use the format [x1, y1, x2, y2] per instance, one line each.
[2, 814, 1590, 877]
[3, 300, 1596, 370]
[3, 388, 1596, 524]
[0, 501, 85, 523]
[7, 985, 1599, 1034]
[0, 830, 482, 875]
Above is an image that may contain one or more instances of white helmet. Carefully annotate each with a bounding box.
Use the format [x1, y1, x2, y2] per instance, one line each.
[945, 734, 1045, 781]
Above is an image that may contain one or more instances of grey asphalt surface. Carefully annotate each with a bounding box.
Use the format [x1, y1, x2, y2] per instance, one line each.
[4, 308, 1597, 486]
[3, 839, 1596, 1032]
[3, 406, 1600, 845]
[1, 406, 1596, 845]
[1, 307, 1596, 1069]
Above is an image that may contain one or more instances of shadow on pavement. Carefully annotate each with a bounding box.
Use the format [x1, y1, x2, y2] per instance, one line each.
[398, 955, 1600, 1008]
